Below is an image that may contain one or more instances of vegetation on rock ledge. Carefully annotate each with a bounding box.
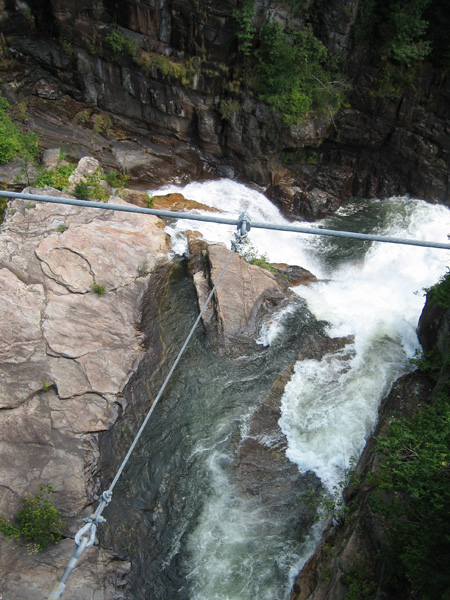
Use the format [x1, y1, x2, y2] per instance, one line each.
[234, 3, 347, 124]
[370, 389, 450, 599]
[0, 96, 39, 165]
[0, 484, 63, 553]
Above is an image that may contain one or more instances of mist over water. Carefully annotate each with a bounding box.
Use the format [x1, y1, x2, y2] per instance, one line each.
[140, 180, 450, 598]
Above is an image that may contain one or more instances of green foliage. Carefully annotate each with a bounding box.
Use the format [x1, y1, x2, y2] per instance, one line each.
[76, 110, 91, 125]
[236, 238, 275, 272]
[425, 268, 450, 309]
[253, 22, 347, 124]
[356, 0, 432, 67]
[411, 346, 444, 380]
[344, 554, 377, 600]
[299, 457, 358, 524]
[370, 392, 450, 598]
[74, 169, 109, 202]
[57, 223, 68, 234]
[0, 96, 39, 165]
[42, 380, 53, 391]
[301, 148, 319, 164]
[0, 196, 7, 224]
[151, 55, 200, 87]
[146, 196, 155, 208]
[234, 0, 256, 57]
[91, 281, 106, 296]
[390, 1, 431, 65]
[35, 164, 76, 191]
[93, 113, 113, 135]
[105, 29, 138, 60]
[105, 169, 129, 189]
[60, 29, 75, 59]
[410, 271, 450, 378]
[74, 181, 91, 200]
[0, 484, 63, 552]
[219, 99, 242, 119]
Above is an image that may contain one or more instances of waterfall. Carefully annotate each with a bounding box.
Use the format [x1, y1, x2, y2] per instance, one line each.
[128, 180, 450, 599]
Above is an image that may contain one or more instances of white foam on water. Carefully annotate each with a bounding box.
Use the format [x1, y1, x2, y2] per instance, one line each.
[256, 303, 298, 346]
[280, 197, 450, 490]
[149, 181, 450, 598]
[185, 452, 314, 600]
[151, 179, 324, 276]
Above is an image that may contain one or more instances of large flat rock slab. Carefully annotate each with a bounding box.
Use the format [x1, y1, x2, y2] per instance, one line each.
[0, 174, 171, 599]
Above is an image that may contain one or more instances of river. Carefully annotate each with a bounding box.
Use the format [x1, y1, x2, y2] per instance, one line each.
[112, 180, 450, 599]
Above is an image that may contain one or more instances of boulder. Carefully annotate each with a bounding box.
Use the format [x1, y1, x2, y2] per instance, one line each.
[187, 236, 287, 353]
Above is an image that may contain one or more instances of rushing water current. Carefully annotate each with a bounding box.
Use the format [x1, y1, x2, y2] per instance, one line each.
[114, 180, 450, 599]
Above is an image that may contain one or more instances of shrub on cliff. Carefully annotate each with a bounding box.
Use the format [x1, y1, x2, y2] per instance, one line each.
[356, 0, 432, 67]
[370, 391, 450, 599]
[0, 96, 39, 165]
[0, 484, 63, 553]
[105, 28, 137, 60]
[254, 22, 346, 124]
[35, 163, 76, 191]
[233, 5, 347, 125]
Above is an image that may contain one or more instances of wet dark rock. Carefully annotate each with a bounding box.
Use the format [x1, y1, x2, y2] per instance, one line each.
[418, 296, 450, 355]
[272, 264, 318, 286]
[1, 0, 450, 219]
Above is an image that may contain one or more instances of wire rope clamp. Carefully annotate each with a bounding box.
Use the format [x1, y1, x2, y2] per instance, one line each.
[237, 212, 252, 238]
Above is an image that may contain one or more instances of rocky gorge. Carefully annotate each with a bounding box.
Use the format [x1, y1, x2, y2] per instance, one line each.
[0, 167, 354, 598]
[1, 1, 450, 599]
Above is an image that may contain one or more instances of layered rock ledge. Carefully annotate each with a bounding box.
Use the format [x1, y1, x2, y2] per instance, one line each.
[0, 184, 170, 599]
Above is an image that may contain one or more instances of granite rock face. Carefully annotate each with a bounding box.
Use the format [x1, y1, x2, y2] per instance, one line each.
[0, 176, 170, 599]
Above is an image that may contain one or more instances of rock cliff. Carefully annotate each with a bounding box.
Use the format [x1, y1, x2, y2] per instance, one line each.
[1, 0, 449, 219]
[0, 178, 170, 599]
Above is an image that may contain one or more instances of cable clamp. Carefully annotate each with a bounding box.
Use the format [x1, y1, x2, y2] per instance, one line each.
[232, 212, 252, 251]
[74, 511, 107, 548]
[237, 212, 251, 238]
[99, 490, 113, 505]
[74, 520, 97, 548]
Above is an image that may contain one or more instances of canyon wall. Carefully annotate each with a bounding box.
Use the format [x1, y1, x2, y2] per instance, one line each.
[1, 0, 449, 219]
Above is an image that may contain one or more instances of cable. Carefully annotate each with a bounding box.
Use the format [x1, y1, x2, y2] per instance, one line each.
[47, 233, 242, 600]
[108, 245, 237, 493]
[1, 190, 450, 250]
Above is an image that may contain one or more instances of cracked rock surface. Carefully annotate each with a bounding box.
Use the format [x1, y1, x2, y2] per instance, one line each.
[0, 183, 170, 599]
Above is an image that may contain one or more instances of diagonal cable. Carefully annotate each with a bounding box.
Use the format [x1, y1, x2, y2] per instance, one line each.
[47, 239, 240, 600]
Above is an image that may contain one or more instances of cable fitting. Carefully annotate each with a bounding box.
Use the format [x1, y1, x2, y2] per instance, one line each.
[237, 212, 251, 238]
[74, 512, 107, 548]
[232, 212, 252, 251]
[99, 490, 113, 505]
